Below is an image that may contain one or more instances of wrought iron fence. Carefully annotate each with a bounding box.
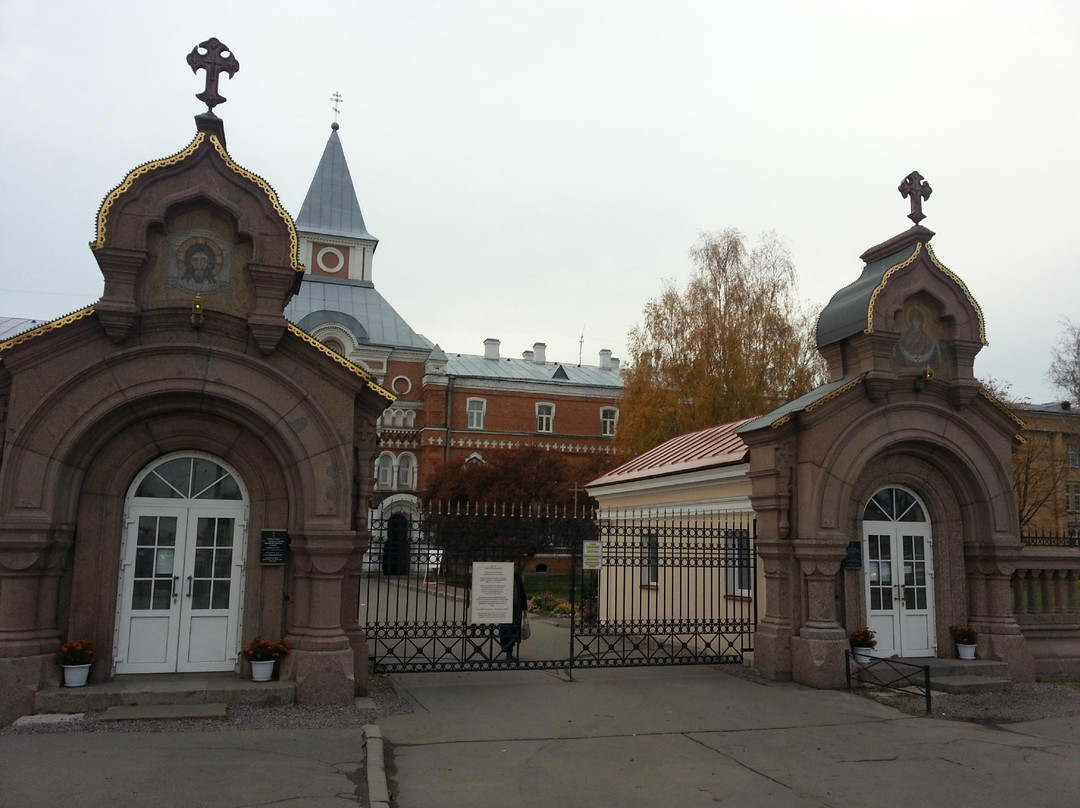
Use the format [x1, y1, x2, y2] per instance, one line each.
[360, 504, 757, 673]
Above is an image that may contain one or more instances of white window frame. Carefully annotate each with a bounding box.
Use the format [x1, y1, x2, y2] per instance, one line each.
[642, 532, 659, 587]
[725, 532, 753, 597]
[536, 402, 555, 433]
[397, 453, 417, 491]
[375, 453, 394, 490]
[1068, 445, 1080, 470]
[1067, 484, 1080, 514]
[600, 407, 619, 437]
[466, 398, 486, 430]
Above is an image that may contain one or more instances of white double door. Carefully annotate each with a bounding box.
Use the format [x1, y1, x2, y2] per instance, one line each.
[116, 503, 245, 673]
[864, 522, 935, 658]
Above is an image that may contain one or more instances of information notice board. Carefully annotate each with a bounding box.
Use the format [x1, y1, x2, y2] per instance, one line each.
[469, 562, 514, 624]
[260, 530, 289, 565]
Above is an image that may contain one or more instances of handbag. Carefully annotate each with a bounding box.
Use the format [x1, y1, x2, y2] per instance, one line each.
[520, 610, 531, 641]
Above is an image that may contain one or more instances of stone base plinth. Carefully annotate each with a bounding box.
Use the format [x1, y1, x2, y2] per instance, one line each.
[791, 635, 848, 689]
[752, 629, 792, 681]
[985, 633, 1036, 683]
[344, 627, 369, 695]
[0, 653, 58, 727]
[281, 647, 355, 705]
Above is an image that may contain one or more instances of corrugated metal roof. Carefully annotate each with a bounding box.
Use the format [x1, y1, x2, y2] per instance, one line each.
[295, 126, 376, 242]
[0, 317, 45, 342]
[1019, 401, 1078, 415]
[285, 276, 432, 351]
[444, 352, 623, 389]
[588, 418, 754, 488]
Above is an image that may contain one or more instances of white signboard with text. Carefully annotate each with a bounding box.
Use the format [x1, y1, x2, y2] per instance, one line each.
[582, 540, 603, 570]
[469, 561, 514, 624]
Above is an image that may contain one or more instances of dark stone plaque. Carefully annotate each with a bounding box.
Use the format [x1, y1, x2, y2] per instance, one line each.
[843, 540, 862, 570]
[260, 530, 289, 565]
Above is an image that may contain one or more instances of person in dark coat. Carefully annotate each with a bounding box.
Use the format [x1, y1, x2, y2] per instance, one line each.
[498, 571, 528, 661]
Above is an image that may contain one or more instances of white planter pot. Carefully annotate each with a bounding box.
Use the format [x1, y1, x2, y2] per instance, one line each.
[852, 648, 874, 664]
[250, 659, 276, 682]
[62, 664, 92, 687]
[956, 643, 976, 660]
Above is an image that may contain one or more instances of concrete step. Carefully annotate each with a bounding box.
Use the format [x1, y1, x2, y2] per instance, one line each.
[34, 673, 295, 715]
[929, 675, 1013, 694]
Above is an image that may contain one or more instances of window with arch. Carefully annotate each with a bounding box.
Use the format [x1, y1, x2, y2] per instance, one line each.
[536, 402, 555, 433]
[397, 454, 416, 491]
[376, 453, 394, 490]
[323, 338, 345, 356]
[135, 456, 242, 500]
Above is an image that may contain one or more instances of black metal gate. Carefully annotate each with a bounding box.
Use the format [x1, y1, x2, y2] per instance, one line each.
[361, 504, 756, 672]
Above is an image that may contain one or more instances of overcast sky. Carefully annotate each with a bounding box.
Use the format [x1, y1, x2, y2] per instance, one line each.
[2, 1, 1076, 403]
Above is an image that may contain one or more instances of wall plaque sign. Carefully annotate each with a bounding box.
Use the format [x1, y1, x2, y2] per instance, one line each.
[260, 530, 289, 565]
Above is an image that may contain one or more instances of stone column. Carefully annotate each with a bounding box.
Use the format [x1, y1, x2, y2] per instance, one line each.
[967, 551, 1035, 682]
[281, 530, 358, 704]
[790, 540, 849, 689]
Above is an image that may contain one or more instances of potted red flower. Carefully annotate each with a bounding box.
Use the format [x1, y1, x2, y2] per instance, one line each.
[848, 627, 876, 664]
[57, 640, 96, 687]
[240, 637, 291, 681]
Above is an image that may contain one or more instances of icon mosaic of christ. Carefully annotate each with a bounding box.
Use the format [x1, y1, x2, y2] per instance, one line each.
[173, 236, 226, 294]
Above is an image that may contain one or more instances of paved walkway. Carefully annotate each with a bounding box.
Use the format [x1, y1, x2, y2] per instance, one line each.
[2, 665, 1078, 808]
[381, 665, 1080, 808]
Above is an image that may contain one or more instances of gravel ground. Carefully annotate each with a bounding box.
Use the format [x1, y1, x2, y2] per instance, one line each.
[0, 674, 414, 736]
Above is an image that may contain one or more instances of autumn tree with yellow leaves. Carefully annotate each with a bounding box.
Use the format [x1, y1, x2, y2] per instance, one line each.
[617, 229, 825, 456]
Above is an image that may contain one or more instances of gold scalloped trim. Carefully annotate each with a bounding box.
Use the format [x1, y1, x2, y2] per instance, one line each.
[287, 324, 395, 402]
[926, 244, 987, 346]
[0, 307, 96, 354]
[91, 134, 206, 250]
[207, 136, 304, 274]
[770, 415, 790, 429]
[863, 243, 922, 334]
[979, 387, 1025, 429]
[805, 375, 865, 416]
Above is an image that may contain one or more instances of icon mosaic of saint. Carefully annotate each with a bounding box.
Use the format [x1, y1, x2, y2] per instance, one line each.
[171, 235, 228, 295]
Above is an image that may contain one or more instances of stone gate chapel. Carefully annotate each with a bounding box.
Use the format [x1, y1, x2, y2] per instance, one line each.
[0, 39, 392, 725]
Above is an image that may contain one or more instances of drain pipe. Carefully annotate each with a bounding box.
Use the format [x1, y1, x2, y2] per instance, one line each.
[444, 374, 455, 462]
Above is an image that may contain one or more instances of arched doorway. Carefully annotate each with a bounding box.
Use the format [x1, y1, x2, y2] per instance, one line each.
[382, 512, 411, 576]
[114, 453, 248, 673]
[863, 486, 936, 658]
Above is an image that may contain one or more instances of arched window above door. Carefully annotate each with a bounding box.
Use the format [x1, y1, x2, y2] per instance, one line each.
[863, 487, 925, 522]
[134, 456, 243, 501]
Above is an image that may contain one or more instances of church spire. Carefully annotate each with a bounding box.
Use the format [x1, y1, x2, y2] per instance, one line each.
[296, 112, 378, 282]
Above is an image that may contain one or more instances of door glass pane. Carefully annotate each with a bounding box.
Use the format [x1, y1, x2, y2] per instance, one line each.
[132, 580, 152, 610]
[135, 473, 183, 499]
[135, 548, 154, 577]
[213, 548, 233, 578]
[152, 581, 172, 609]
[191, 579, 212, 609]
[196, 518, 216, 546]
[194, 548, 213, 578]
[216, 519, 235, 546]
[154, 459, 193, 498]
[211, 580, 231, 609]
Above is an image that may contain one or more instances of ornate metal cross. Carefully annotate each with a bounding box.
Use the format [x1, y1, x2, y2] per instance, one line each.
[331, 91, 344, 123]
[898, 171, 932, 225]
[187, 38, 240, 112]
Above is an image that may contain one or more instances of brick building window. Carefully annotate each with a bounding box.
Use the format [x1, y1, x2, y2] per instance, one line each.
[1068, 445, 1080, 469]
[397, 453, 416, 490]
[600, 407, 619, 437]
[1068, 484, 1080, 514]
[467, 398, 486, 430]
[536, 403, 555, 433]
[376, 453, 394, 490]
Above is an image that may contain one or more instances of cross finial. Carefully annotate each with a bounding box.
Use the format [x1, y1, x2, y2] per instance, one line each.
[331, 91, 344, 124]
[898, 171, 932, 225]
[187, 38, 240, 113]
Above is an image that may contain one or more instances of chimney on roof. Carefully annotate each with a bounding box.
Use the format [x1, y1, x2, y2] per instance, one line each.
[612, 356, 620, 371]
[532, 342, 546, 364]
[599, 349, 612, 370]
[522, 349, 534, 361]
[484, 338, 500, 360]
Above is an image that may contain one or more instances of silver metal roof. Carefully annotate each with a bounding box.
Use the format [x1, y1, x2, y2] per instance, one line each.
[286, 276, 432, 351]
[815, 244, 918, 347]
[443, 352, 623, 389]
[0, 316, 46, 342]
[295, 126, 377, 242]
[738, 374, 864, 433]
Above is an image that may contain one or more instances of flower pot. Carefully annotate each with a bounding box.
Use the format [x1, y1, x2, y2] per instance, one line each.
[62, 664, 92, 687]
[852, 648, 874, 664]
[250, 659, 276, 682]
[956, 643, 976, 660]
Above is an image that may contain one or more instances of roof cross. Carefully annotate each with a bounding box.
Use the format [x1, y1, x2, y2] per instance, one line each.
[331, 91, 344, 123]
[898, 171, 932, 225]
[186, 38, 240, 113]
